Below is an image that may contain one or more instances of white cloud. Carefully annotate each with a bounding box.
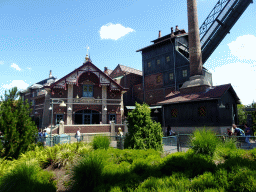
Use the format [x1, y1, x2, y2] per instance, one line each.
[100, 23, 135, 40]
[2, 80, 29, 90]
[0, 61, 4, 65]
[210, 62, 256, 105]
[27, 67, 31, 70]
[228, 35, 256, 60]
[11, 63, 21, 71]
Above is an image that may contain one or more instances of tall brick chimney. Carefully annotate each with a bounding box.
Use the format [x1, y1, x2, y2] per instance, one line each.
[180, 0, 210, 94]
[187, 0, 202, 76]
[158, 30, 161, 38]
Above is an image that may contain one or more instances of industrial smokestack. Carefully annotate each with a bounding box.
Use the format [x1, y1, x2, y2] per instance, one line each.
[187, 0, 202, 76]
[180, 0, 210, 94]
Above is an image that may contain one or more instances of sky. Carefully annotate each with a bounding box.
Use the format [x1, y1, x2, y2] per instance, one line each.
[0, 0, 255, 105]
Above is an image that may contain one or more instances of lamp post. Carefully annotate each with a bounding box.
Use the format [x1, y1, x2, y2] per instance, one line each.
[49, 99, 66, 146]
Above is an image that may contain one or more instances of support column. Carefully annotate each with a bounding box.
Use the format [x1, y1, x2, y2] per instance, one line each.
[42, 89, 51, 128]
[102, 85, 107, 124]
[67, 84, 73, 125]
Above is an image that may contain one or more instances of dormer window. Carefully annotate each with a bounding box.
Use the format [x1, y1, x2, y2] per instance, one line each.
[83, 85, 93, 97]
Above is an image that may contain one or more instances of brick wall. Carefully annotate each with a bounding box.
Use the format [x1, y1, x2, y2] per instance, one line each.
[64, 125, 111, 133]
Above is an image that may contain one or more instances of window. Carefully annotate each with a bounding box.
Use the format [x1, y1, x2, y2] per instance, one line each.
[31, 100, 34, 106]
[171, 108, 178, 118]
[32, 92, 35, 97]
[147, 62, 151, 68]
[157, 59, 160, 65]
[109, 114, 116, 123]
[156, 75, 162, 84]
[198, 106, 206, 117]
[56, 114, 64, 124]
[182, 70, 187, 77]
[166, 56, 170, 62]
[169, 73, 174, 80]
[83, 85, 93, 97]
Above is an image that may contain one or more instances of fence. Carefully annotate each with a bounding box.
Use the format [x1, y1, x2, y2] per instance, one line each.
[2, 134, 256, 152]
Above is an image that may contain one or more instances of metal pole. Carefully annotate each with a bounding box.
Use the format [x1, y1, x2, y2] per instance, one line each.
[50, 101, 53, 147]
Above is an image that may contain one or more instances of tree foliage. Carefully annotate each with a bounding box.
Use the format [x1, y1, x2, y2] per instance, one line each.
[124, 103, 163, 151]
[0, 87, 38, 159]
[237, 104, 247, 125]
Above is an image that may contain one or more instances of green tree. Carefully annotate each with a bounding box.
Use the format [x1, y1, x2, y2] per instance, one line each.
[124, 102, 163, 151]
[237, 104, 247, 125]
[0, 87, 38, 159]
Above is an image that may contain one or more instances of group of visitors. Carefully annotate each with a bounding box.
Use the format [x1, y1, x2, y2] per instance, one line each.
[38, 129, 48, 146]
[228, 124, 253, 148]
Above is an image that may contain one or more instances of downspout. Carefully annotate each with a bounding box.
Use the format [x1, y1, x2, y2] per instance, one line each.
[171, 38, 177, 91]
[141, 52, 145, 102]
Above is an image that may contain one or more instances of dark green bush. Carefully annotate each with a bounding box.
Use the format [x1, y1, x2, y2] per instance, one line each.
[70, 152, 104, 192]
[92, 135, 110, 150]
[160, 150, 216, 178]
[228, 168, 256, 192]
[191, 172, 217, 191]
[0, 160, 56, 192]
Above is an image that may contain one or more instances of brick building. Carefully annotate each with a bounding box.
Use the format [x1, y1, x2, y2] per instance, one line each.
[20, 56, 127, 133]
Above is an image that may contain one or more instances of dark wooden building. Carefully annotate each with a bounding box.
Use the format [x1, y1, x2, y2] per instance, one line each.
[136, 28, 212, 106]
[158, 84, 240, 134]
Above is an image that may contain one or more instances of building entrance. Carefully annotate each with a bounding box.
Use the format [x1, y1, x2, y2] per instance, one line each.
[75, 110, 100, 124]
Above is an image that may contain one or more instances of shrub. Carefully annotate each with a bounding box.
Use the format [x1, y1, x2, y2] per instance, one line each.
[0, 160, 56, 192]
[160, 150, 216, 178]
[124, 103, 163, 151]
[70, 152, 104, 192]
[190, 128, 219, 156]
[228, 168, 256, 192]
[92, 135, 110, 150]
[191, 172, 217, 191]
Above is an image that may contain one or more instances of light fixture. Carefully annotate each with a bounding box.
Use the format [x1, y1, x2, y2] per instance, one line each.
[219, 102, 225, 109]
[154, 109, 159, 113]
[68, 106, 72, 111]
[59, 101, 66, 107]
[104, 106, 107, 111]
[49, 106, 52, 110]
[76, 94, 79, 99]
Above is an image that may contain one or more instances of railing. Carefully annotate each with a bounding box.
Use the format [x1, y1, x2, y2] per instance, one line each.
[50, 98, 122, 105]
[2, 134, 255, 152]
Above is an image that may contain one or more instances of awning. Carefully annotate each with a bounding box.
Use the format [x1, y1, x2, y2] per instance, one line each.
[126, 106, 162, 110]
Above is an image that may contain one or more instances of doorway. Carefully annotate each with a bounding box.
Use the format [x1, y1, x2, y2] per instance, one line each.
[75, 109, 100, 124]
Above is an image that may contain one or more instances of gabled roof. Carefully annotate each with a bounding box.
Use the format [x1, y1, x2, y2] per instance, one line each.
[117, 64, 142, 76]
[50, 61, 126, 91]
[157, 84, 240, 105]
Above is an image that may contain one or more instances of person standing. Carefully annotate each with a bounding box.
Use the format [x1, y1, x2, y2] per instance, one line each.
[244, 124, 252, 148]
[76, 128, 81, 142]
[43, 130, 48, 146]
[167, 125, 175, 136]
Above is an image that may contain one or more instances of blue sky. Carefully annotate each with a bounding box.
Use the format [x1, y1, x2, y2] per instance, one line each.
[0, 0, 255, 105]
